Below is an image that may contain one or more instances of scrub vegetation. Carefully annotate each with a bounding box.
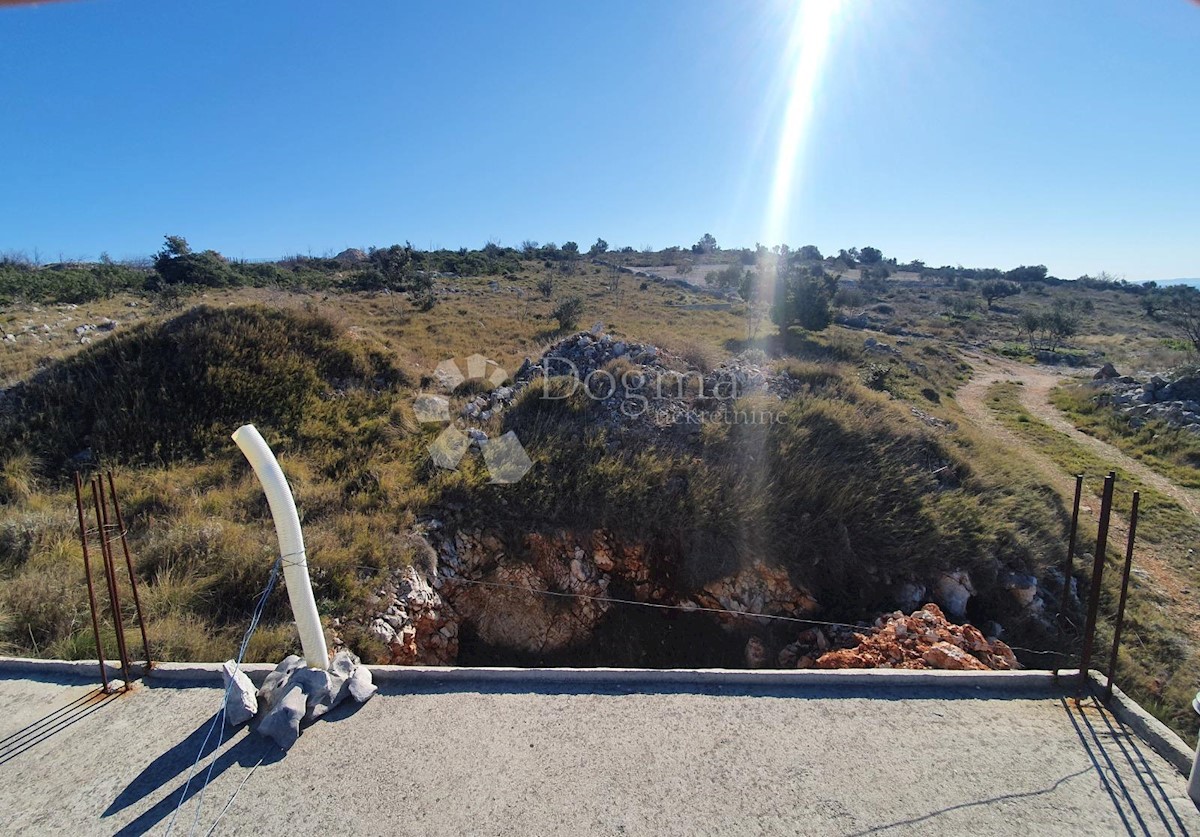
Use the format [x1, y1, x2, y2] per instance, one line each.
[1, 236, 1197, 733]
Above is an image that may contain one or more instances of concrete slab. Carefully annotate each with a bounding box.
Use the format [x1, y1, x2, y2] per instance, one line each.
[0, 668, 1197, 836]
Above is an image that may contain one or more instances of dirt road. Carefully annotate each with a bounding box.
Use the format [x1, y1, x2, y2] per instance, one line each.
[959, 353, 1200, 515]
[956, 352, 1200, 642]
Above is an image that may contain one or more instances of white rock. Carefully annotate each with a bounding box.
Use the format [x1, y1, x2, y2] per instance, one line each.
[349, 665, 377, 702]
[934, 571, 975, 618]
[221, 660, 258, 727]
[258, 682, 307, 750]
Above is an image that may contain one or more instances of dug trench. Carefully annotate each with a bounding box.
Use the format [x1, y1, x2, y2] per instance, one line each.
[337, 525, 1055, 672]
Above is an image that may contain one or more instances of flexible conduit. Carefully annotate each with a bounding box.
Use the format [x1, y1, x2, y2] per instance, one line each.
[232, 424, 329, 668]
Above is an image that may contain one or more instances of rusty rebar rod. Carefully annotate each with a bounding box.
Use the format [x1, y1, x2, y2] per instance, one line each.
[1059, 473, 1084, 626]
[92, 478, 131, 689]
[1106, 490, 1141, 700]
[106, 471, 151, 667]
[72, 473, 109, 694]
[1078, 471, 1116, 688]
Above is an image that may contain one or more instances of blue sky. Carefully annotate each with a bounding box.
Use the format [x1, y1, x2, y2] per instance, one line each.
[1, 0, 1197, 281]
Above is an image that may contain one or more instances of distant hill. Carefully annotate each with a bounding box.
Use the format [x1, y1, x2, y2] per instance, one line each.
[1154, 278, 1200, 288]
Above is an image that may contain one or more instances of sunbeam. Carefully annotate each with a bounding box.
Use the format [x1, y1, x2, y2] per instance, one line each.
[762, 0, 847, 250]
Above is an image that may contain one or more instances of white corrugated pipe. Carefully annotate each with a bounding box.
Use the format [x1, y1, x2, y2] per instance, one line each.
[232, 424, 329, 669]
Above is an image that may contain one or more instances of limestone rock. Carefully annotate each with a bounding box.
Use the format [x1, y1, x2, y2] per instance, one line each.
[221, 660, 258, 727]
[257, 655, 304, 711]
[934, 570, 975, 618]
[349, 664, 377, 702]
[258, 681, 307, 750]
[744, 636, 770, 668]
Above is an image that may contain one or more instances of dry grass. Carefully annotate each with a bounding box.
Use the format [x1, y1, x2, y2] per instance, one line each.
[0, 262, 1138, 677]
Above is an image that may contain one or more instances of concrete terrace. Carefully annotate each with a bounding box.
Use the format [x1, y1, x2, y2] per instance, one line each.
[0, 664, 1197, 836]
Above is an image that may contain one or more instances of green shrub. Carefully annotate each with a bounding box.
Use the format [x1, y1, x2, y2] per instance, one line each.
[552, 296, 584, 331]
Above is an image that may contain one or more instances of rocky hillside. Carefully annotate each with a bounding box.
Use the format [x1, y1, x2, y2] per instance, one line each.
[1091, 364, 1200, 432]
[320, 327, 1067, 669]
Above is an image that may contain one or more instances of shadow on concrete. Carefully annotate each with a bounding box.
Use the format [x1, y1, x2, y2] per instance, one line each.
[841, 697, 1194, 836]
[105, 697, 367, 836]
[105, 714, 283, 836]
[1063, 697, 1194, 837]
[0, 687, 117, 766]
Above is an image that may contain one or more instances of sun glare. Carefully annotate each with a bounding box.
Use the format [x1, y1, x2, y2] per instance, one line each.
[762, 0, 847, 250]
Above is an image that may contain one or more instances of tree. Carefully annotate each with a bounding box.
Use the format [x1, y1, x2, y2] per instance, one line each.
[160, 235, 191, 258]
[1044, 303, 1078, 350]
[858, 246, 883, 265]
[706, 263, 746, 291]
[1162, 286, 1200, 353]
[771, 264, 838, 332]
[739, 271, 767, 339]
[692, 233, 717, 254]
[1020, 299, 1080, 351]
[368, 244, 415, 288]
[552, 296, 584, 331]
[1004, 265, 1049, 284]
[1018, 310, 1042, 348]
[588, 238, 609, 257]
[562, 241, 580, 256]
[154, 235, 234, 287]
[797, 244, 823, 261]
[979, 279, 1022, 309]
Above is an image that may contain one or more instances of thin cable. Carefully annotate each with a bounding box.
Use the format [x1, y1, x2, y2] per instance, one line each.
[433, 573, 1069, 661]
[164, 557, 281, 837]
[201, 753, 266, 837]
[347, 562, 1069, 666]
[189, 558, 282, 836]
[448, 575, 864, 630]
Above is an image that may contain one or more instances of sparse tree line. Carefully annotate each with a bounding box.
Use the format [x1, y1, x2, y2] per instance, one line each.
[4, 233, 1199, 354]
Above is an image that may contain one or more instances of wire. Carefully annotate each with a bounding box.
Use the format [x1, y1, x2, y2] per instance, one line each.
[164, 556, 282, 837]
[447, 575, 868, 631]
[414, 572, 1071, 662]
[201, 753, 265, 837]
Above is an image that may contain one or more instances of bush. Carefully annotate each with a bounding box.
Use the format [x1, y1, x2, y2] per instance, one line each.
[552, 297, 584, 331]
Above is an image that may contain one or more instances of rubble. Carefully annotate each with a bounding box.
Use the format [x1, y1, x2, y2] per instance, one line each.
[777, 604, 1021, 671]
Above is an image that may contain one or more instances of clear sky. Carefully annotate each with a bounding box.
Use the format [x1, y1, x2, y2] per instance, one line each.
[1, 0, 1197, 281]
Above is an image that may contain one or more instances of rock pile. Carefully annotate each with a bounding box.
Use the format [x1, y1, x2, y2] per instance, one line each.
[775, 604, 1020, 671]
[501, 330, 795, 434]
[221, 650, 377, 750]
[1091, 367, 1200, 433]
